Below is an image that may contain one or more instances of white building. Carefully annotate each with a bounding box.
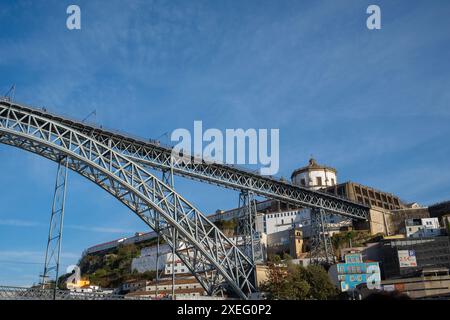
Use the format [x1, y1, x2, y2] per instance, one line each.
[164, 254, 192, 275]
[291, 158, 337, 190]
[131, 244, 171, 273]
[131, 244, 195, 275]
[405, 218, 442, 238]
[132, 234, 267, 275]
[258, 209, 310, 235]
[83, 231, 158, 256]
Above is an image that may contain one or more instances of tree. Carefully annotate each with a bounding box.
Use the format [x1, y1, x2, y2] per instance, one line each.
[261, 263, 338, 300]
[261, 263, 309, 300]
[304, 265, 338, 300]
[282, 253, 293, 261]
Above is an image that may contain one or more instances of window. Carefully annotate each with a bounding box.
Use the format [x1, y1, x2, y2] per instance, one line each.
[331, 178, 335, 185]
[316, 177, 322, 185]
[300, 178, 306, 186]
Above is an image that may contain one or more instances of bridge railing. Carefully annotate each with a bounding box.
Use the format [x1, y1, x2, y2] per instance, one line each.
[0, 286, 151, 300]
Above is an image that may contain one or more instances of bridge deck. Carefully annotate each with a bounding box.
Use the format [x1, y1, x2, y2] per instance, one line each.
[0, 99, 370, 220]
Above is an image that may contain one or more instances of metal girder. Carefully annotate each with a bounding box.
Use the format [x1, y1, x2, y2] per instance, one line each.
[236, 191, 257, 263]
[0, 286, 148, 300]
[0, 104, 256, 299]
[0, 100, 369, 220]
[41, 157, 69, 298]
[309, 208, 335, 265]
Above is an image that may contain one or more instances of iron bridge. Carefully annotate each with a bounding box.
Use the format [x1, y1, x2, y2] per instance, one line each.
[0, 99, 370, 299]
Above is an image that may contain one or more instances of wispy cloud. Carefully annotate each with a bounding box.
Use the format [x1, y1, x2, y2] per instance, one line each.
[0, 218, 134, 234]
[65, 224, 135, 234]
[0, 250, 79, 261]
[0, 219, 42, 227]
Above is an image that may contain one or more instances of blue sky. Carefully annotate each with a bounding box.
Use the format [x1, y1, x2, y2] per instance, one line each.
[1, 0, 450, 286]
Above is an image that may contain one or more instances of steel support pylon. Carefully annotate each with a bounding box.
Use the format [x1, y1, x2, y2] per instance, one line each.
[309, 208, 335, 265]
[236, 191, 257, 290]
[41, 157, 69, 298]
[161, 160, 176, 300]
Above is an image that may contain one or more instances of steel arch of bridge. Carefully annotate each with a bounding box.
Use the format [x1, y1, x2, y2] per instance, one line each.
[1, 101, 369, 220]
[0, 103, 255, 299]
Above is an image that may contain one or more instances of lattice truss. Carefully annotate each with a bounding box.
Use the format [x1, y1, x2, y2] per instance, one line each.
[0, 286, 145, 300]
[309, 208, 336, 265]
[83, 136, 369, 220]
[0, 104, 256, 299]
[4, 101, 369, 220]
[41, 158, 68, 289]
[236, 191, 257, 262]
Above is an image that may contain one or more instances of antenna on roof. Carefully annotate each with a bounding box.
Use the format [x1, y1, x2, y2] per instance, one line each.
[4, 84, 16, 101]
[82, 110, 96, 123]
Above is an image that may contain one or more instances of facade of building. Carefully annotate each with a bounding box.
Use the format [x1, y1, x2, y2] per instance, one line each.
[380, 237, 450, 279]
[83, 231, 157, 256]
[266, 228, 305, 258]
[261, 209, 310, 235]
[132, 246, 209, 275]
[212, 206, 347, 238]
[291, 158, 337, 190]
[131, 234, 267, 276]
[389, 207, 430, 235]
[325, 181, 406, 210]
[131, 244, 171, 273]
[404, 218, 442, 238]
[328, 252, 381, 293]
[379, 268, 450, 299]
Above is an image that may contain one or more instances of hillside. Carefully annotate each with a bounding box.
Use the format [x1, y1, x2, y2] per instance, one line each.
[61, 220, 236, 289]
[66, 237, 162, 289]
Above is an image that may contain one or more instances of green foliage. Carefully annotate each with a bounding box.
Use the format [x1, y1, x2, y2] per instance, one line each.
[268, 254, 281, 264]
[57, 274, 70, 289]
[282, 253, 293, 261]
[331, 230, 382, 259]
[77, 241, 156, 288]
[261, 264, 338, 300]
[214, 218, 237, 235]
[303, 265, 338, 300]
